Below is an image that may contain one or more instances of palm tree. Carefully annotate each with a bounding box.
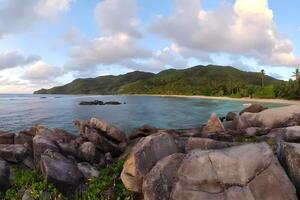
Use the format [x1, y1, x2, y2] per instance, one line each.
[292, 68, 300, 99]
[260, 69, 265, 88]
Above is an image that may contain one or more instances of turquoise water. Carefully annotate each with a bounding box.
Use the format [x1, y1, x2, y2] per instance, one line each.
[0, 94, 286, 134]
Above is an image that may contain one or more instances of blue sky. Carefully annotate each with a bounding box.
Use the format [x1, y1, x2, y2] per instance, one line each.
[0, 0, 299, 93]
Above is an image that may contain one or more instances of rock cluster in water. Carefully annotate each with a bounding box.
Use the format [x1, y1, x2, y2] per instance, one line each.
[2, 104, 300, 199]
[79, 100, 123, 105]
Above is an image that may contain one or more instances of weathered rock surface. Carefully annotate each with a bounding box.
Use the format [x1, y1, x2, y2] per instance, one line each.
[143, 153, 184, 200]
[78, 142, 99, 163]
[202, 113, 225, 136]
[35, 126, 75, 143]
[129, 125, 158, 140]
[185, 137, 235, 151]
[261, 126, 300, 142]
[0, 131, 14, 144]
[40, 150, 84, 196]
[239, 103, 265, 115]
[0, 159, 10, 191]
[238, 105, 300, 130]
[15, 129, 35, 148]
[226, 112, 237, 121]
[170, 143, 296, 200]
[77, 162, 99, 180]
[121, 132, 178, 193]
[0, 144, 28, 163]
[277, 142, 300, 198]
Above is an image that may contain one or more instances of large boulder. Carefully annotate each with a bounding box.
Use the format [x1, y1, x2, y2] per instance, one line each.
[170, 143, 296, 200]
[77, 162, 99, 181]
[40, 150, 84, 197]
[239, 104, 265, 115]
[226, 112, 237, 121]
[129, 125, 158, 140]
[185, 137, 235, 152]
[35, 125, 75, 143]
[15, 129, 35, 149]
[78, 142, 101, 163]
[143, 153, 185, 200]
[121, 132, 178, 193]
[277, 142, 300, 198]
[261, 126, 300, 142]
[238, 105, 300, 130]
[0, 131, 14, 144]
[89, 118, 127, 143]
[0, 159, 10, 191]
[202, 113, 225, 136]
[82, 127, 122, 157]
[0, 144, 28, 163]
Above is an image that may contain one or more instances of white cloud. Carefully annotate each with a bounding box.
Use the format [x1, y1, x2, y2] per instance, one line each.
[0, 51, 40, 70]
[0, 0, 72, 37]
[151, 0, 300, 67]
[23, 60, 63, 81]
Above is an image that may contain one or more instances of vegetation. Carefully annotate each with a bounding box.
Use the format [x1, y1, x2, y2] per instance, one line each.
[34, 64, 300, 100]
[0, 160, 133, 200]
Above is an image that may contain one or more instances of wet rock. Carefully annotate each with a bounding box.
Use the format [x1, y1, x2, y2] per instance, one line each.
[129, 125, 158, 140]
[277, 142, 300, 198]
[239, 104, 265, 115]
[121, 132, 178, 193]
[79, 100, 104, 105]
[226, 112, 237, 121]
[202, 113, 225, 136]
[238, 105, 300, 130]
[89, 118, 127, 143]
[170, 143, 296, 200]
[185, 137, 235, 151]
[0, 144, 28, 163]
[40, 150, 84, 197]
[0, 131, 14, 144]
[104, 101, 121, 105]
[143, 153, 185, 200]
[0, 159, 10, 191]
[77, 162, 99, 181]
[82, 127, 122, 157]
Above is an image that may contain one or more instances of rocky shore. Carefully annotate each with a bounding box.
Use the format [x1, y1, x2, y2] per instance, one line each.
[1, 104, 300, 199]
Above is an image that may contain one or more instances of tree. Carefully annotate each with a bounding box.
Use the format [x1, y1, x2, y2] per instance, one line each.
[260, 69, 265, 88]
[292, 68, 300, 99]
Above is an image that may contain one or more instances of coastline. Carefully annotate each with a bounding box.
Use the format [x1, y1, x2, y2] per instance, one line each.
[129, 94, 300, 105]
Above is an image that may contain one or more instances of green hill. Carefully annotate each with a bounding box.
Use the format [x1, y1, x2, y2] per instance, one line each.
[34, 65, 282, 97]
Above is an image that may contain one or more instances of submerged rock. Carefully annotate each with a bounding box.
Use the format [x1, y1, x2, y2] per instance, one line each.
[79, 100, 104, 105]
[121, 132, 178, 193]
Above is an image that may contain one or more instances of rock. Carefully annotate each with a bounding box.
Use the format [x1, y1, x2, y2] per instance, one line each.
[0, 159, 10, 191]
[89, 118, 127, 143]
[77, 162, 99, 180]
[57, 141, 77, 158]
[238, 105, 300, 130]
[129, 125, 158, 140]
[226, 112, 237, 121]
[277, 142, 300, 198]
[74, 120, 90, 134]
[261, 126, 300, 142]
[22, 189, 34, 200]
[170, 143, 296, 200]
[105, 101, 122, 105]
[177, 128, 201, 137]
[33, 135, 60, 166]
[14, 129, 35, 149]
[79, 100, 104, 105]
[82, 126, 122, 157]
[121, 132, 178, 193]
[35, 125, 75, 143]
[78, 142, 101, 163]
[245, 127, 268, 136]
[143, 153, 185, 200]
[40, 150, 84, 197]
[239, 103, 265, 115]
[104, 152, 113, 164]
[0, 131, 14, 144]
[202, 113, 225, 136]
[0, 144, 28, 163]
[185, 138, 235, 152]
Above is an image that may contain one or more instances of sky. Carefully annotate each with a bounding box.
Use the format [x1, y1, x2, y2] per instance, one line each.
[0, 0, 299, 93]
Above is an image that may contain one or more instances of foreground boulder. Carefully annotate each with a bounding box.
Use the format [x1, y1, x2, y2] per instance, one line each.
[0, 131, 14, 144]
[77, 162, 99, 181]
[40, 150, 84, 197]
[121, 132, 178, 193]
[277, 142, 300, 198]
[170, 143, 296, 200]
[202, 113, 225, 136]
[260, 126, 300, 142]
[185, 137, 235, 152]
[238, 105, 300, 130]
[239, 103, 265, 115]
[0, 159, 10, 191]
[0, 144, 28, 163]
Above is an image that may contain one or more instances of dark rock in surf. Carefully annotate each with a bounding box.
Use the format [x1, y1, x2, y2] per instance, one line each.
[0, 131, 14, 144]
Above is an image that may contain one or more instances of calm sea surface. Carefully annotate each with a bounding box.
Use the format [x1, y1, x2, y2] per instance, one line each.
[0, 94, 286, 134]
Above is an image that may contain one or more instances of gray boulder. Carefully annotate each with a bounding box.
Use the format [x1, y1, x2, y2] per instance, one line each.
[170, 143, 296, 200]
[121, 132, 178, 193]
[185, 137, 236, 152]
[0, 131, 14, 144]
[78, 142, 101, 163]
[77, 162, 99, 181]
[0, 159, 10, 191]
[261, 126, 300, 142]
[0, 144, 28, 163]
[129, 125, 158, 140]
[40, 150, 84, 197]
[239, 103, 265, 115]
[277, 142, 300, 198]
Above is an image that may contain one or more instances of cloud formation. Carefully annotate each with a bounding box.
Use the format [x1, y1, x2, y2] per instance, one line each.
[0, 0, 72, 37]
[0, 51, 40, 70]
[151, 0, 300, 67]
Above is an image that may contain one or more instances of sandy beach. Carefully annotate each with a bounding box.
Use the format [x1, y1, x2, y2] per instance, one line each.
[131, 94, 300, 105]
